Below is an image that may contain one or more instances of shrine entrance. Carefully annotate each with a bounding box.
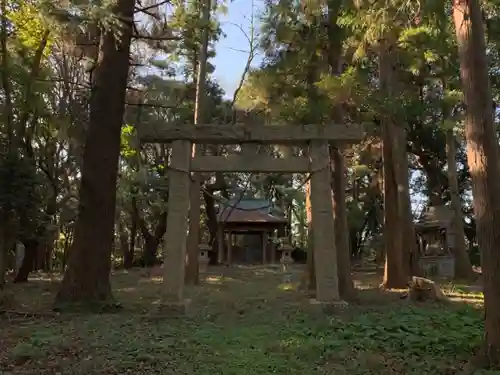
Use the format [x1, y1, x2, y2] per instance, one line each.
[138, 122, 363, 305]
[216, 198, 288, 265]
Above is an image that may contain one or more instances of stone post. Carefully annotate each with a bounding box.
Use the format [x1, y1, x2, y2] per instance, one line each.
[161, 140, 192, 309]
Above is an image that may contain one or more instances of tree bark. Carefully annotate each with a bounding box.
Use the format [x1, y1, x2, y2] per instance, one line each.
[326, 0, 354, 299]
[142, 234, 159, 267]
[54, 0, 134, 310]
[394, 125, 417, 277]
[452, 0, 500, 366]
[421, 159, 445, 206]
[14, 238, 38, 283]
[379, 44, 409, 289]
[331, 147, 355, 299]
[446, 130, 474, 280]
[138, 212, 166, 267]
[203, 188, 219, 265]
[125, 195, 138, 268]
[185, 0, 211, 285]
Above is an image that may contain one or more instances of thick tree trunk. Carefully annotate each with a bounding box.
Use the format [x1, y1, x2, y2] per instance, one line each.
[379, 45, 409, 289]
[142, 235, 159, 267]
[54, 0, 134, 309]
[326, 0, 354, 298]
[422, 160, 445, 206]
[138, 212, 166, 267]
[453, 0, 500, 366]
[331, 147, 355, 299]
[394, 126, 418, 277]
[446, 130, 474, 280]
[14, 238, 38, 283]
[185, 0, 211, 285]
[203, 189, 219, 265]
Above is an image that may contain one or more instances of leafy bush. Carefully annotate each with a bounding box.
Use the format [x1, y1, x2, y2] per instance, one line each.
[0, 152, 44, 223]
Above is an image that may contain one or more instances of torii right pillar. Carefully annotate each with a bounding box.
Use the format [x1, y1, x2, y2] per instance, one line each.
[310, 140, 340, 302]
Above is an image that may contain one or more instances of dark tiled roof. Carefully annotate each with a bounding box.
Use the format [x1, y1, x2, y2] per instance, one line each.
[217, 198, 287, 224]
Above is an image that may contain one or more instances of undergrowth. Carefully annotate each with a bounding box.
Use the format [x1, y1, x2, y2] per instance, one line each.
[0, 267, 488, 375]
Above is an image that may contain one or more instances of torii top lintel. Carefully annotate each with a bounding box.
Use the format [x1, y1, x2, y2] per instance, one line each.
[137, 123, 364, 145]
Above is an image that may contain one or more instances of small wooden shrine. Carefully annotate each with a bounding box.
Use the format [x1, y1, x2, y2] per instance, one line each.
[216, 198, 288, 264]
[415, 205, 456, 278]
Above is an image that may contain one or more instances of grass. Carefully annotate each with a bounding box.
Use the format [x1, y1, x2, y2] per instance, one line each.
[0, 265, 490, 375]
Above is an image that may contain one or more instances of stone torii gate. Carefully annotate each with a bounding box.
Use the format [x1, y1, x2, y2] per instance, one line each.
[137, 123, 363, 307]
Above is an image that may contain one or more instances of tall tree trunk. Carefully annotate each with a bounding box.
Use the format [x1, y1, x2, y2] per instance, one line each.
[421, 160, 445, 206]
[331, 147, 355, 298]
[142, 234, 159, 267]
[326, 0, 354, 299]
[0, 0, 14, 291]
[452, 0, 500, 366]
[394, 125, 417, 277]
[118, 224, 128, 270]
[0, 216, 9, 290]
[185, 0, 211, 285]
[203, 188, 219, 265]
[54, 0, 134, 309]
[14, 238, 38, 283]
[446, 130, 474, 280]
[379, 44, 409, 288]
[125, 195, 138, 268]
[138, 212, 167, 267]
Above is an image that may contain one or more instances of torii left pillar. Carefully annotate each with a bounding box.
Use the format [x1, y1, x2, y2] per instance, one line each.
[161, 140, 192, 312]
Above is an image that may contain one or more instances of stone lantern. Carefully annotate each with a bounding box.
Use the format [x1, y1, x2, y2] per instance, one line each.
[415, 206, 456, 279]
[280, 237, 294, 283]
[198, 243, 211, 273]
[280, 238, 294, 264]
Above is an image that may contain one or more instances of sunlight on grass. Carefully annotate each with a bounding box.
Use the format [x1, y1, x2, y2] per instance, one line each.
[205, 275, 223, 284]
[29, 273, 61, 282]
[1, 266, 488, 375]
[277, 283, 295, 291]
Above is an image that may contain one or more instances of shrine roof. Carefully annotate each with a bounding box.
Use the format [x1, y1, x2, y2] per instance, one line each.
[415, 205, 454, 230]
[217, 198, 288, 225]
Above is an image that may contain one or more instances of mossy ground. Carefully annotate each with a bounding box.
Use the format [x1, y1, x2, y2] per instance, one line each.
[0, 265, 489, 375]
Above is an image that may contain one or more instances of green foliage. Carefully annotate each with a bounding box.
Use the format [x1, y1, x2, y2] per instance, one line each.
[6, 0, 53, 55]
[1, 268, 485, 375]
[120, 124, 138, 159]
[162, 0, 223, 80]
[0, 153, 42, 217]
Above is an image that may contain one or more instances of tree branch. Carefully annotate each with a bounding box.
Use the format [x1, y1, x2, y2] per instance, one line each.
[132, 34, 181, 41]
[135, 0, 170, 13]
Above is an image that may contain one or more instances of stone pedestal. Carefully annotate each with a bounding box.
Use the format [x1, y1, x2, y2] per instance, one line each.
[419, 255, 455, 279]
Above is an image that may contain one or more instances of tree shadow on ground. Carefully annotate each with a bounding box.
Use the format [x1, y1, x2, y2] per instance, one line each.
[0, 265, 486, 375]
